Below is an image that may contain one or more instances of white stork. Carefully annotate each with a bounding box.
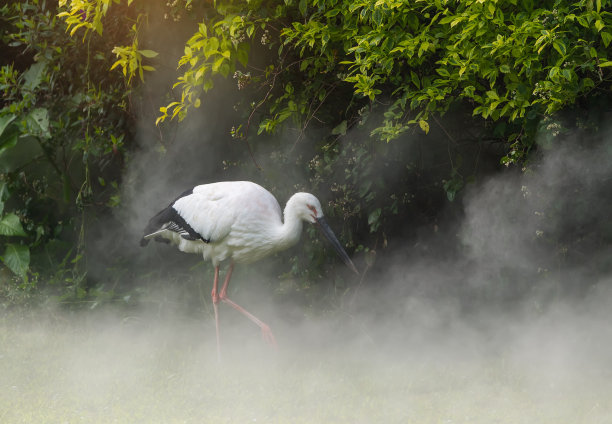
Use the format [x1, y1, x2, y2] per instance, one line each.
[140, 181, 358, 356]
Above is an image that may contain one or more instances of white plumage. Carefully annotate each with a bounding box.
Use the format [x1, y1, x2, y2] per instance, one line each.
[141, 181, 357, 357]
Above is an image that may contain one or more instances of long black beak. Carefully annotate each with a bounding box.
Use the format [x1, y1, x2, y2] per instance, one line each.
[315, 217, 359, 274]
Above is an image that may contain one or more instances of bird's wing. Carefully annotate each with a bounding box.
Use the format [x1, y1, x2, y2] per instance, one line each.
[172, 184, 239, 244]
[141, 201, 207, 245]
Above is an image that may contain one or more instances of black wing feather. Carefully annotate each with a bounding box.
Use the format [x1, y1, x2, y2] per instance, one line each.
[140, 188, 209, 246]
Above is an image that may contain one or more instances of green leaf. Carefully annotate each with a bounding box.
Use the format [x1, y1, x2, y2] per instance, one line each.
[451, 17, 464, 28]
[599, 61, 612, 67]
[581, 77, 595, 88]
[367, 208, 381, 227]
[601, 32, 612, 48]
[219, 63, 230, 78]
[26, 108, 50, 138]
[299, 0, 307, 16]
[410, 71, 420, 89]
[212, 56, 225, 72]
[2, 243, 30, 281]
[552, 40, 566, 56]
[246, 24, 255, 38]
[0, 213, 26, 236]
[418, 119, 430, 134]
[548, 66, 560, 80]
[372, 9, 382, 26]
[331, 120, 347, 135]
[139, 49, 159, 58]
[0, 180, 9, 203]
[561, 68, 572, 80]
[0, 115, 16, 137]
[236, 44, 249, 67]
[486, 90, 499, 100]
[22, 62, 46, 91]
[500, 64, 511, 74]
[0, 126, 18, 158]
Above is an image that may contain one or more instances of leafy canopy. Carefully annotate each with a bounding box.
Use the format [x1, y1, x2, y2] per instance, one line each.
[57, 0, 612, 165]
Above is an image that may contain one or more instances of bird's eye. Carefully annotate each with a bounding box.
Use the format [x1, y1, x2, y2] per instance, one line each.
[307, 205, 317, 216]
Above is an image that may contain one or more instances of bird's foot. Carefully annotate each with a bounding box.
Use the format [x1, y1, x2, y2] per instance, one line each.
[261, 324, 277, 348]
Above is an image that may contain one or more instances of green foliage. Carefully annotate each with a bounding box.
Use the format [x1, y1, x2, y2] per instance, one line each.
[57, 0, 133, 36]
[0, 213, 27, 236]
[279, 0, 612, 150]
[110, 15, 157, 84]
[85, 0, 605, 159]
[2, 243, 30, 282]
[57, 0, 612, 168]
[1, 0, 131, 298]
[157, 16, 252, 123]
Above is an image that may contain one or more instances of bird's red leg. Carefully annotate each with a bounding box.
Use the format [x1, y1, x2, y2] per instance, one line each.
[219, 263, 277, 347]
[218, 262, 233, 301]
[211, 265, 221, 361]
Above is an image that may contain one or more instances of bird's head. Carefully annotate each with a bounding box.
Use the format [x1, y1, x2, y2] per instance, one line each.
[290, 192, 324, 224]
[288, 192, 358, 274]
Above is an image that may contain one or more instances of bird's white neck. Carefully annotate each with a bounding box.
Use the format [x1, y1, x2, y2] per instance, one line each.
[275, 195, 306, 250]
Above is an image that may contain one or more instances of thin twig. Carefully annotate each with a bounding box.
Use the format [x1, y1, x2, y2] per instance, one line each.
[432, 114, 458, 146]
[432, 114, 459, 171]
[291, 81, 340, 150]
[241, 55, 307, 169]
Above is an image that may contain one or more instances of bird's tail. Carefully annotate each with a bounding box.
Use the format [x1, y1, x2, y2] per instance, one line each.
[140, 207, 172, 247]
[140, 229, 169, 247]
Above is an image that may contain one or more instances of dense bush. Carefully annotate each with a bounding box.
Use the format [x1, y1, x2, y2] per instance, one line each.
[0, 0, 132, 303]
